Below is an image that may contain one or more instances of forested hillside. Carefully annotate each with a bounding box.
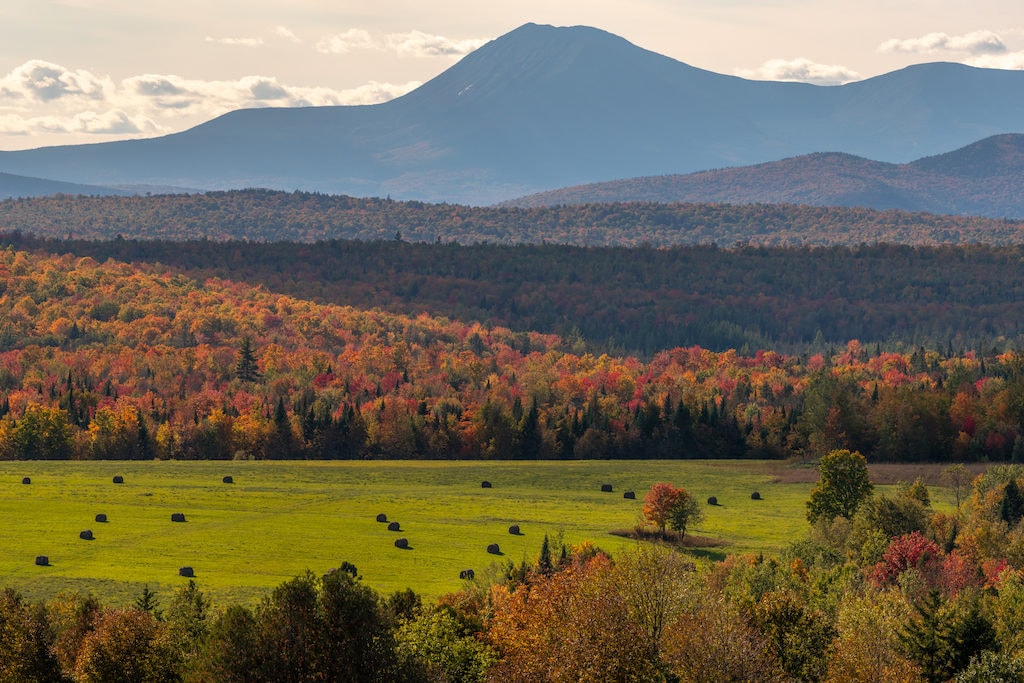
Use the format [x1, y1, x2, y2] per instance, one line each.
[2, 246, 1024, 464]
[6, 234, 1024, 354]
[2, 190, 1024, 246]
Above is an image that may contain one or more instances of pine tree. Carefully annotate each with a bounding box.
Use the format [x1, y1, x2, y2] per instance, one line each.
[235, 336, 261, 383]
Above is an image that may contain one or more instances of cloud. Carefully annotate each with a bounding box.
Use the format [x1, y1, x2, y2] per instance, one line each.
[275, 26, 301, 43]
[315, 29, 377, 54]
[205, 36, 265, 47]
[386, 30, 488, 58]
[965, 52, 1024, 70]
[315, 28, 488, 58]
[735, 58, 861, 85]
[0, 59, 111, 102]
[0, 60, 421, 142]
[878, 30, 1007, 55]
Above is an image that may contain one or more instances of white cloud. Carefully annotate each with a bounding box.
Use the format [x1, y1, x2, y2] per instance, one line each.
[0, 59, 111, 102]
[735, 58, 861, 85]
[315, 28, 488, 58]
[315, 29, 377, 54]
[0, 60, 422, 142]
[878, 30, 1007, 55]
[386, 30, 488, 58]
[965, 51, 1024, 70]
[275, 26, 301, 43]
[205, 36, 265, 47]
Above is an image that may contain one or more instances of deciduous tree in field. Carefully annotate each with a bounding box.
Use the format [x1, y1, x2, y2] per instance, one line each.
[807, 449, 874, 524]
[643, 482, 682, 535]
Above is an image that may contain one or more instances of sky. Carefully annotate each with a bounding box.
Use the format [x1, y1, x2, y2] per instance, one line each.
[2, 0, 1023, 151]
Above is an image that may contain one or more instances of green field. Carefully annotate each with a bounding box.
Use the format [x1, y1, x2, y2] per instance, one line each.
[0, 459, 917, 607]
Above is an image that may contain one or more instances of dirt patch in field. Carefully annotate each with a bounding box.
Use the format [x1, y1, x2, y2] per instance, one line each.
[610, 527, 727, 549]
[765, 460, 991, 486]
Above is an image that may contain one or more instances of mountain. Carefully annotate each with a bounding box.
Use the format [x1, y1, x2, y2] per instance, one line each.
[0, 172, 133, 199]
[1, 23, 1023, 205]
[501, 134, 1024, 218]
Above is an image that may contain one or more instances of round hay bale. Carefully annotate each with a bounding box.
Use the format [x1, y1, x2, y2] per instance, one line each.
[481, 480, 492, 489]
[394, 538, 409, 549]
[508, 524, 521, 535]
[95, 513, 107, 523]
[35, 555, 49, 567]
[623, 490, 636, 499]
[178, 566, 195, 578]
[21, 477, 30, 485]
[707, 496, 718, 506]
[459, 569, 475, 580]
[387, 521, 401, 531]
[112, 475, 124, 484]
[170, 513, 186, 523]
[601, 483, 613, 492]
[751, 491, 762, 500]
[487, 543, 501, 555]
[222, 475, 233, 484]
[376, 513, 388, 523]
[79, 530, 93, 541]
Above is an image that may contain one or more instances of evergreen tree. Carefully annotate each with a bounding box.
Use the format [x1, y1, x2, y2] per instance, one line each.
[235, 336, 261, 383]
[1001, 479, 1024, 526]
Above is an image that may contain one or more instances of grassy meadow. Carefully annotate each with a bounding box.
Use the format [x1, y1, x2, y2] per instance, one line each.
[0, 459, 954, 608]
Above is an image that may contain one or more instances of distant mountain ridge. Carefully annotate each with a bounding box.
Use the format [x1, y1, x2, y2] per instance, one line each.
[0, 172, 133, 199]
[1, 23, 1023, 205]
[501, 134, 1024, 218]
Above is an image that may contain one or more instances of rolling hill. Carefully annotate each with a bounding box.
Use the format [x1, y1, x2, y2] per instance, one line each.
[0, 23, 1022, 205]
[502, 134, 1024, 218]
[0, 172, 132, 199]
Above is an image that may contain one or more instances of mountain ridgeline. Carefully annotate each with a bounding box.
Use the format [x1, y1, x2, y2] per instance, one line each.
[503, 134, 1024, 218]
[1, 23, 1023, 204]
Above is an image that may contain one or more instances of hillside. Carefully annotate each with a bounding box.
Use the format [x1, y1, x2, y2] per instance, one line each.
[2, 245, 1024, 466]
[2, 189, 1024, 246]
[7, 233, 1024, 355]
[503, 134, 1024, 218]
[0, 172, 131, 199]
[1, 24, 1023, 204]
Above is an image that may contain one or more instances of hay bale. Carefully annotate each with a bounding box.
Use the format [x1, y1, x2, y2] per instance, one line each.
[170, 513, 186, 523]
[487, 543, 501, 555]
[21, 477, 30, 485]
[79, 530, 93, 541]
[112, 475, 124, 484]
[481, 480, 492, 489]
[459, 569, 475, 580]
[508, 524, 521, 535]
[623, 491, 636, 499]
[178, 566, 195, 577]
[707, 496, 718, 506]
[222, 475, 233, 484]
[95, 513, 108, 523]
[751, 491, 762, 500]
[376, 513, 388, 523]
[387, 521, 401, 531]
[601, 483, 613, 492]
[35, 555, 49, 566]
[394, 538, 409, 549]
